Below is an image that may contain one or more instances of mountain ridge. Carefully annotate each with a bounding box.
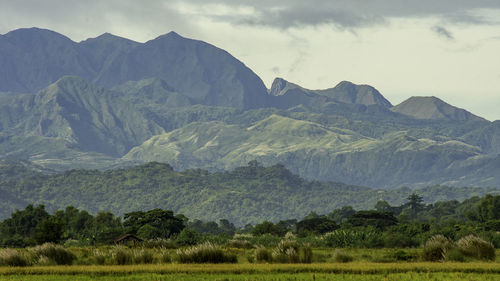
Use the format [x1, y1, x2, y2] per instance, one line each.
[0, 27, 499, 190]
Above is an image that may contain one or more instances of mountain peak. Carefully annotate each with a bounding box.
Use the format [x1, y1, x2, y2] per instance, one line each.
[154, 31, 185, 41]
[391, 96, 485, 121]
[4, 27, 73, 43]
[269, 77, 304, 96]
[316, 81, 392, 108]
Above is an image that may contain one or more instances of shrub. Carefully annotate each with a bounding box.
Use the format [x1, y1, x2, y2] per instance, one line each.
[29, 243, 76, 265]
[112, 246, 133, 265]
[333, 250, 353, 263]
[445, 247, 466, 262]
[379, 250, 415, 262]
[272, 238, 300, 263]
[0, 249, 29, 267]
[456, 235, 495, 261]
[254, 247, 272, 263]
[176, 242, 237, 263]
[176, 229, 200, 246]
[421, 235, 452, 262]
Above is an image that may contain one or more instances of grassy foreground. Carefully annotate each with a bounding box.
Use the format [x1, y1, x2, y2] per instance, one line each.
[0, 272, 499, 281]
[1, 262, 500, 274]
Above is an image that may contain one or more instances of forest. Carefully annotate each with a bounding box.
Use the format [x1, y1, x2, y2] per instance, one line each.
[1, 193, 499, 250]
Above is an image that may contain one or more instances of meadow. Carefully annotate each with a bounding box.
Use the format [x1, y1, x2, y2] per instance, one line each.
[1, 263, 500, 281]
[1, 247, 500, 281]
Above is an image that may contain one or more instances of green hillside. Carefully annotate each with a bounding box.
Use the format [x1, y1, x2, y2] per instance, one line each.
[1, 162, 498, 225]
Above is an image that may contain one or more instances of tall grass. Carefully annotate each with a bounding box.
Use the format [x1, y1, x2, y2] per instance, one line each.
[456, 235, 495, 261]
[0, 249, 29, 267]
[421, 235, 452, 262]
[254, 247, 272, 263]
[176, 242, 237, 263]
[29, 243, 76, 265]
[332, 250, 354, 263]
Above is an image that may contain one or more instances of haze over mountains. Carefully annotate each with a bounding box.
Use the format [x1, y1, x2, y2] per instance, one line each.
[1, 27, 500, 190]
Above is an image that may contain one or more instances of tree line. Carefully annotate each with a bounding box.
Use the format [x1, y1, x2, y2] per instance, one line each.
[1, 193, 499, 248]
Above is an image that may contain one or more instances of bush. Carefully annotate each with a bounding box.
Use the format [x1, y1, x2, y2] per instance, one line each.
[254, 247, 272, 263]
[272, 238, 302, 263]
[421, 235, 452, 262]
[176, 229, 200, 246]
[29, 243, 76, 265]
[333, 250, 353, 263]
[176, 242, 237, 263]
[0, 249, 29, 267]
[456, 235, 495, 261]
[445, 248, 466, 262]
[380, 250, 415, 262]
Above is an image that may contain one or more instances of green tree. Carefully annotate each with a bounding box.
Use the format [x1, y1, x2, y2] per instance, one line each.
[347, 211, 398, 231]
[296, 216, 338, 235]
[123, 209, 184, 239]
[35, 216, 64, 244]
[251, 221, 281, 236]
[328, 206, 356, 223]
[0, 204, 49, 246]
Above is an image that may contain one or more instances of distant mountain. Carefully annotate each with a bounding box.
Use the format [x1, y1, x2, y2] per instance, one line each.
[0, 27, 499, 189]
[316, 81, 393, 108]
[0, 76, 164, 156]
[391, 96, 485, 121]
[0, 28, 269, 109]
[124, 114, 500, 188]
[268, 78, 392, 110]
[0, 28, 93, 93]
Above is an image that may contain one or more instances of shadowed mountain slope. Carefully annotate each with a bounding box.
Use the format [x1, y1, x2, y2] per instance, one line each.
[0, 28, 269, 109]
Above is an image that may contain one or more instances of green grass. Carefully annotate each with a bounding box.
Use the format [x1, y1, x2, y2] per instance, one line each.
[1, 272, 500, 281]
[1, 262, 500, 275]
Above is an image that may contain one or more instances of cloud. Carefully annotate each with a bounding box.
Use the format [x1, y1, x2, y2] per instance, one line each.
[3, 0, 500, 40]
[432, 26, 454, 40]
[179, 0, 500, 29]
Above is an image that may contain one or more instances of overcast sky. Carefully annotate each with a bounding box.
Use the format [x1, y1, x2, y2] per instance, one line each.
[1, 0, 500, 120]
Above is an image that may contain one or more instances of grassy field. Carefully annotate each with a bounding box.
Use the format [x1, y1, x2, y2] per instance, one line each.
[1, 247, 500, 280]
[1, 272, 500, 281]
[1, 263, 500, 280]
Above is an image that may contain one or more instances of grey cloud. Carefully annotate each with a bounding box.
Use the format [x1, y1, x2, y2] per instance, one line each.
[182, 0, 500, 28]
[432, 26, 454, 40]
[1, 0, 500, 40]
[0, 0, 196, 41]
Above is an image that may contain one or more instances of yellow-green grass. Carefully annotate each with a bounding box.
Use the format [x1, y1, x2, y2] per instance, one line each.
[1, 263, 500, 276]
[1, 272, 500, 281]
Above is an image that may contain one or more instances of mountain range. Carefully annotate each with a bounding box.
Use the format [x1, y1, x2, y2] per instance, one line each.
[1, 27, 500, 190]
